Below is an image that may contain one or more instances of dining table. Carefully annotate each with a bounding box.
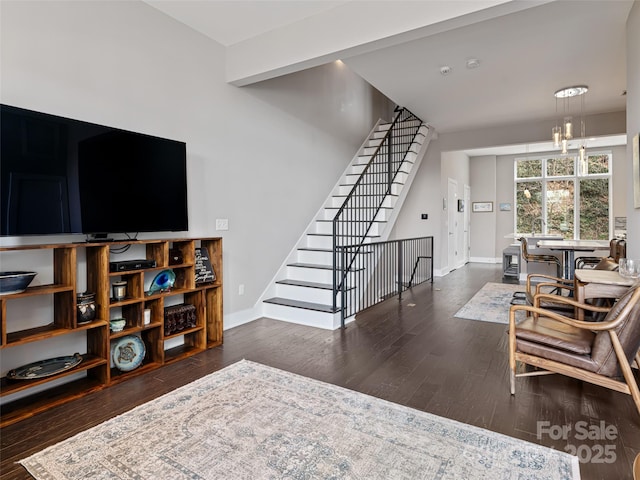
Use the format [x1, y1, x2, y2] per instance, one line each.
[536, 239, 610, 279]
[573, 269, 637, 320]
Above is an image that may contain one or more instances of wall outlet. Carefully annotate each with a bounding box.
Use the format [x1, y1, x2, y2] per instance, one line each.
[215, 218, 229, 231]
[238, 284, 245, 295]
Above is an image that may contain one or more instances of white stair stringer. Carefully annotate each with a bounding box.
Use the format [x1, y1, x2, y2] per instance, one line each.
[261, 118, 433, 330]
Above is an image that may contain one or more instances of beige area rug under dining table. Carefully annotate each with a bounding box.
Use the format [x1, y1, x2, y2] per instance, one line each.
[19, 359, 579, 479]
[454, 282, 527, 324]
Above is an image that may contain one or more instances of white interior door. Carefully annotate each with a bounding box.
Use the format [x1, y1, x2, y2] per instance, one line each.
[464, 184, 471, 263]
[447, 178, 458, 271]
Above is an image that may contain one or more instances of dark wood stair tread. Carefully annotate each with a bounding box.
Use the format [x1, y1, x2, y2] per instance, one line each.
[263, 297, 338, 313]
[316, 219, 386, 223]
[275, 279, 355, 291]
[306, 233, 381, 238]
[276, 279, 333, 290]
[287, 262, 364, 271]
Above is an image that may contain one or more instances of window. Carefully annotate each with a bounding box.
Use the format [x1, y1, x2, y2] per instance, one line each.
[514, 152, 611, 239]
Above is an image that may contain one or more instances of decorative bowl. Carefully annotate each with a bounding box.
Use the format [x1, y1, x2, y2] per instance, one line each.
[146, 269, 176, 296]
[0, 271, 37, 295]
[110, 318, 127, 332]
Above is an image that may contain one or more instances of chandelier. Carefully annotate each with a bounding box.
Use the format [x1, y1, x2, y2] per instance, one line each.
[552, 85, 588, 169]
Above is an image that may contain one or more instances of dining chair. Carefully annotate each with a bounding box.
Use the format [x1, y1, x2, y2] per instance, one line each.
[575, 238, 621, 270]
[515, 257, 617, 320]
[508, 283, 640, 416]
[518, 237, 562, 278]
[514, 272, 574, 317]
[617, 239, 627, 262]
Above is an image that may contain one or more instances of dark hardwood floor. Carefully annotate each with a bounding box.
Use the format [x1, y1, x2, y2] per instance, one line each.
[1, 263, 638, 479]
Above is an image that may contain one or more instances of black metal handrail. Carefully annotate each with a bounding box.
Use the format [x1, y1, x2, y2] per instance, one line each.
[337, 236, 434, 326]
[332, 107, 424, 313]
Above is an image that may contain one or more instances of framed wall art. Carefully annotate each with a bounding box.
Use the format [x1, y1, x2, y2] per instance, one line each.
[472, 201, 493, 213]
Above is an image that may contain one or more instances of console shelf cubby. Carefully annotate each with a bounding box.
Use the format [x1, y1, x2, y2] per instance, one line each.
[0, 237, 223, 427]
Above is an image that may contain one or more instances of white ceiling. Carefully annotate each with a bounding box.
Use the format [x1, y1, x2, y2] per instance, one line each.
[146, 0, 632, 151]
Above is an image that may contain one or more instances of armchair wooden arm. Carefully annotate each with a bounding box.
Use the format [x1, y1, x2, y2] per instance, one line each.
[520, 275, 577, 319]
[534, 282, 574, 295]
[526, 273, 573, 287]
[531, 292, 610, 317]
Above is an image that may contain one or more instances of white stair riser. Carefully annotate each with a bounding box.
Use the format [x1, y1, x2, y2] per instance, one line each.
[336, 183, 402, 196]
[345, 171, 409, 184]
[353, 155, 372, 166]
[321, 208, 391, 222]
[286, 266, 334, 284]
[262, 303, 341, 330]
[353, 154, 415, 167]
[306, 235, 332, 249]
[298, 249, 333, 265]
[314, 220, 381, 236]
[286, 265, 359, 284]
[353, 152, 410, 165]
[327, 195, 397, 208]
[361, 146, 379, 156]
[297, 249, 374, 266]
[275, 283, 338, 305]
[361, 140, 418, 155]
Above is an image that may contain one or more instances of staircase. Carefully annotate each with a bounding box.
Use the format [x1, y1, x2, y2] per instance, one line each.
[262, 109, 432, 329]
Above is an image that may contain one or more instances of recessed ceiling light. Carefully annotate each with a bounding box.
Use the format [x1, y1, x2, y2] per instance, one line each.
[466, 58, 480, 69]
[440, 66, 452, 76]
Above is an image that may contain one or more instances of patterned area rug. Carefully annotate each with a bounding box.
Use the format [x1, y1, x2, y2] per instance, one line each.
[455, 282, 526, 324]
[19, 360, 579, 480]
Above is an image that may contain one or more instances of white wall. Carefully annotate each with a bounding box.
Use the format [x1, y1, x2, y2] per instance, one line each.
[0, 1, 393, 324]
[627, 1, 640, 258]
[469, 156, 497, 261]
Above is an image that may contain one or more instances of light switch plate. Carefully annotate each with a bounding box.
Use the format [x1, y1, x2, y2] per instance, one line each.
[215, 219, 229, 231]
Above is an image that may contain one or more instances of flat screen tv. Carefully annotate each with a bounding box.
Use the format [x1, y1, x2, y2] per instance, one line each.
[0, 104, 188, 237]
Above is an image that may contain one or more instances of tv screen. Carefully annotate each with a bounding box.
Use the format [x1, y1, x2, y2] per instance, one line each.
[0, 104, 188, 236]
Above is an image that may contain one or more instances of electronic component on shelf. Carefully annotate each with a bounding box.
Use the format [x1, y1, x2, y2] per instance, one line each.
[109, 259, 157, 272]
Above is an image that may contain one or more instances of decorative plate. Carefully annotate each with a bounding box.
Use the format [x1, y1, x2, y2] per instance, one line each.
[146, 269, 176, 296]
[7, 353, 82, 380]
[111, 335, 146, 372]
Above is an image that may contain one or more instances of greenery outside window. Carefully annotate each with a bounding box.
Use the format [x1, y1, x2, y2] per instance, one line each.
[514, 152, 611, 239]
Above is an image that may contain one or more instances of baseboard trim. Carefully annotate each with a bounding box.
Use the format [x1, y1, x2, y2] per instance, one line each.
[223, 307, 261, 330]
[469, 257, 501, 264]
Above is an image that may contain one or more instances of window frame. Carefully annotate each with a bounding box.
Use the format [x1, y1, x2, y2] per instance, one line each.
[513, 150, 612, 239]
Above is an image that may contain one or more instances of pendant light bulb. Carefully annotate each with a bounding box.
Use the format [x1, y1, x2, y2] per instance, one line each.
[564, 117, 573, 140]
[580, 146, 587, 174]
[552, 126, 562, 147]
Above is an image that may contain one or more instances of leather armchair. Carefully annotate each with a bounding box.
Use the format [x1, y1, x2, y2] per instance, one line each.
[508, 284, 640, 416]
